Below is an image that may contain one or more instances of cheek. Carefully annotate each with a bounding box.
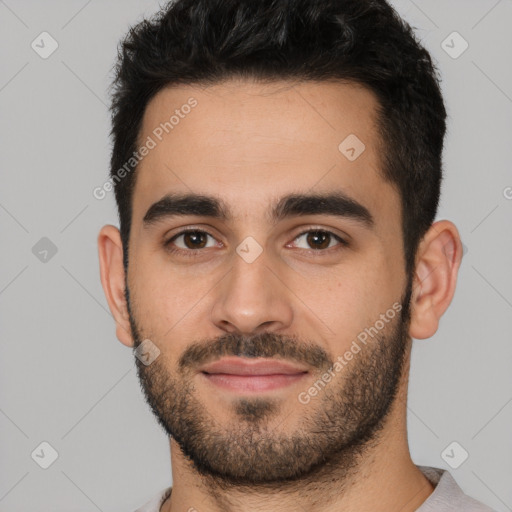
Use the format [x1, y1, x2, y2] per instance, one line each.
[128, 254, 201, 331]
[130, 251, 233, 347]
[304, 260, 399, 337]
[316, 279, 372, 335]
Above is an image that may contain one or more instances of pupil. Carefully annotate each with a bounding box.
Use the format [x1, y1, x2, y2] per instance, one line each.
[308, 231, 329, 249]
[186, 231, 206, 249]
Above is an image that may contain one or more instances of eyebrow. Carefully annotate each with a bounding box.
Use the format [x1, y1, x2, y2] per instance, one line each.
[142, 191, 374, 229]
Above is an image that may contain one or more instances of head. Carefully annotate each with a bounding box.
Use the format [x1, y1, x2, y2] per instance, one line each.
[98, 0, 462, 488]
[108, 0, 447, 277]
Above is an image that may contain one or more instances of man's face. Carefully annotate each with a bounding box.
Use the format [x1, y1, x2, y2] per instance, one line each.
[126, 79, 411, 485]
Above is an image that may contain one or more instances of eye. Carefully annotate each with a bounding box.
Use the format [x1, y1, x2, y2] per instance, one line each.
[164, 229, 219, 256]
[163, 227, 348, 258]
[289, 229, 348, 252]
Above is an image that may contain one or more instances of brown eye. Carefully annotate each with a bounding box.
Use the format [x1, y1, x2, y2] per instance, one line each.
[181, 231, 209, 249]
[165, 229, 218, 255]
[306, 231, 331, 250]
[292, 229, 348, 252]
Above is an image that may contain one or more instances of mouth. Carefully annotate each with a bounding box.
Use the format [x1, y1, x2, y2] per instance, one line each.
[199, 357, 309, 393]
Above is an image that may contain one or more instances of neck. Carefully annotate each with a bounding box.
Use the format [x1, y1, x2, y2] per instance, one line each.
[161, 353, 434, 512]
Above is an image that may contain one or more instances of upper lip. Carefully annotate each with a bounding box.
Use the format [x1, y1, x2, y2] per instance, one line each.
[200, 357, 309, 376]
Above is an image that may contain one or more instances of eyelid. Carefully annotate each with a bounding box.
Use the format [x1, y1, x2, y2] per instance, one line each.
[291, 226, 349, 242]
[164, 224, 217, 240]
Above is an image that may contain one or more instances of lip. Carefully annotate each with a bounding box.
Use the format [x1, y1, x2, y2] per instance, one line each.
[200, 357, 309, 376]
[200, 357, 309, 393]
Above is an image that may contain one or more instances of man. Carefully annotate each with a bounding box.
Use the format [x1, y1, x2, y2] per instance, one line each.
[97, 0, 495, 510]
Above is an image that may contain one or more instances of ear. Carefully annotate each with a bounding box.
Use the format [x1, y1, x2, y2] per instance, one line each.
[97, 225, 134, 347]
[409, 220, 463, 340]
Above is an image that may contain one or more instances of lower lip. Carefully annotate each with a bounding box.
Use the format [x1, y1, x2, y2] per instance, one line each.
[202, 372, 307, 392]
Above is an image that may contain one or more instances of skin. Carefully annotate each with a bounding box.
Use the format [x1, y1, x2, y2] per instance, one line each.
[98, 79, 462, 512]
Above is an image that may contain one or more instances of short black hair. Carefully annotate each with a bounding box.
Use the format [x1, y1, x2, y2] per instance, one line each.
[109, 0, 446, 276]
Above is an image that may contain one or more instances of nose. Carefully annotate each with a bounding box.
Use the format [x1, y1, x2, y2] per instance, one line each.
[210, 249, 294, 335]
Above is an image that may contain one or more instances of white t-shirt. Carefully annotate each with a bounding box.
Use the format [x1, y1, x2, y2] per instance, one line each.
[133, 466, 496, 511]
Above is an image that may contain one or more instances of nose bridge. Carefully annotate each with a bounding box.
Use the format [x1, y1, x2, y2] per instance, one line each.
[210, 246, 293, 334]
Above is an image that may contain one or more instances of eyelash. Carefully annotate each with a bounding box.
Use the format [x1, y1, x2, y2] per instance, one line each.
[164, 227, 349, 258]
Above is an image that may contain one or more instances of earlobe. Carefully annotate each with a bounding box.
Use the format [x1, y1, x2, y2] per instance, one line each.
[97, 225, 134, 347]
[409, 220, 463, 340]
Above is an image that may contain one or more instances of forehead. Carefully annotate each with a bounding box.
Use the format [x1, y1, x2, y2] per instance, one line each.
[132, 78, 397, 227]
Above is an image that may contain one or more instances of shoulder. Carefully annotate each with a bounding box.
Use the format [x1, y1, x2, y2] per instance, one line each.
[133, 486, 173, 512]
[416, 466, 496, 511]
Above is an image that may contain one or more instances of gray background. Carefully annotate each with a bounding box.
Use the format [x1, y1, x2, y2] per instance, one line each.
[0, 0, 511, 510]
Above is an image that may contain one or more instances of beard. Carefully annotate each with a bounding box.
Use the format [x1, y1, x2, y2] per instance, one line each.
[126, 278, 412, 491]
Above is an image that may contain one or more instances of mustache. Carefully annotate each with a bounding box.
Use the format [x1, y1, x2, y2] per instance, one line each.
[178, 332, 332, 373]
